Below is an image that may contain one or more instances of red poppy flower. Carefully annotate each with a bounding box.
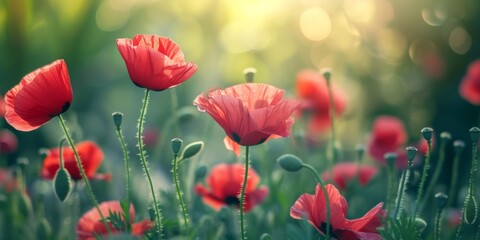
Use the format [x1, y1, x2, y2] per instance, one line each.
[459, 59, 480, 105]
[4, 60, 73, 131]
[76, 200, 153, 240]
[41, 141, 110, 181]
[0, 129, 18, 154]
[290, 184, 385, 240]
[296, 70, 347, 134]
[194, 83, 301, 146]
[367, 116, 407, 166]
[0, 95, 6, 118]
[116, 34, 198, 91]
[195, 163, 268, 212]
[322, 163, 378, 190]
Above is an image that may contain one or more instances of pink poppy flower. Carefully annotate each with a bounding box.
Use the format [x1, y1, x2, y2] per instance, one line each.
[0, 129, 18, 154]
[367, 116, 407, 166]
[459, 59, 480, 105]
[194, 83, 301, 146]
[290, 184, 385, 240]
[296, 70, 347, 134]
[4, 60, 73, 131]
[195, 163, 268, 212]
[322, 163, 378, 190]
[76, 201, 153, 240]
[116, 34, 197, 91]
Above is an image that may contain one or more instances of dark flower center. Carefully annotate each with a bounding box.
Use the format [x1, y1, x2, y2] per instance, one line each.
[232, 132, 241, 143]
[320, 222, 336, 238]
[225, 196, 240, 206]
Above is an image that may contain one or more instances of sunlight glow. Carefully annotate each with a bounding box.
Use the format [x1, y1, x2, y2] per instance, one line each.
[300, 7, 331, 41]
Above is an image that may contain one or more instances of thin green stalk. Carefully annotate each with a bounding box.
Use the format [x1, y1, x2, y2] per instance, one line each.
[239, 146, 250, 240]
[115, 125, 132, 232]
[414, 139, 432, 216]
[137, 89, 163, 237]
[386, 160, 396, 214]
[448, 150, 462, 208]
[423, 137, 449, 213]
[172, 153, 189, 235]
[57, 115, 111, 234]
[302, 164, 331, 240]
[434, 208, 443, 240]
[325, 72, 337, 165]
[393, 168, 410, 219]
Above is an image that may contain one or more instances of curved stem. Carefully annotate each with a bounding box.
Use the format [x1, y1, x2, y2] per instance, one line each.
[423, 139, 448, 213]
[239, 146, 250, 240]
[302, 164, 331, 240]
[414, 140, 432, 216]
[173, 153, 189, 235]
[434, 208, 443, 240]
[137, 89, 163, 237]
[57, 115, 111, 234]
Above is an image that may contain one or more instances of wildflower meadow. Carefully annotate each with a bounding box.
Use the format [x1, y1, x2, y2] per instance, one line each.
[0, 1, 479, 239]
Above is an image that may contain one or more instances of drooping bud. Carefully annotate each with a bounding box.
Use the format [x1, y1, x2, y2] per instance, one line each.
[421, 127, 434, 141]
[171, 138, 183, 155]
[54, 168, 71, 202]
[181, 141, 204, 160]
[243, 68, 256, 83]
[112, 112, 124, 130]
[435, 192, 448, 209]
[469, 127, 480, 143]
[277, 154, 304, 172]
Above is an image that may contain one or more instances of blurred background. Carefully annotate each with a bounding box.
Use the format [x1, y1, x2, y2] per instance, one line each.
[0, 0, 479, 238]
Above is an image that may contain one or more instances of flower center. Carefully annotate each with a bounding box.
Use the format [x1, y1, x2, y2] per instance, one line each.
[224, 196, 240, 206]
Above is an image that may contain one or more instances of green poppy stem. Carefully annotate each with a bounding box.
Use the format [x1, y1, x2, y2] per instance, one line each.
[239, 146, 250, 240]
[137, 89, 163, 237]
[172, 152, 189, 235]
[114, 122, 132, 232]
[57, 115, 111, 234]
[302, 163, 331, 240]
[414, 139, 432, 216]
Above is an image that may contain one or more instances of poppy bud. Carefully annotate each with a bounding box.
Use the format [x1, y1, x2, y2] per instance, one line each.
[277, 154, 304, 172]
[464, 194, 478, 224]
[38, 148, 50, 159]
[112, 112, 124, 130]
[195, 165, 208, 181]
[440, 132, 451, 141]
[243, 68, 256, 83]
[181, 141, 204, 160]
[406, 146, 418, 165]
[321, 68, 332, 81]
[384, 152, 397, 167]
[454, 140, 465, 155]
[415, 218, 427, 232]
[421, 127, 434, 141]
[171, 138, 183, 155]
[54, 168, 71, 202]
[435, 192, 448, 209]
[469, 127, 480, 143]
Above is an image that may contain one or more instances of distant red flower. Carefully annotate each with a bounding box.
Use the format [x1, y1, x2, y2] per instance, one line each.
[41, 141, 110, 181]
[0, 95, 6, 118]
[194, 83, 301, 146]
[0, 129, 18, 154]
[367, 116, 407, 166]
[76, 201, 153, 240]
[459, 59, 480, 105]
[116, 34, 197, 91]
[322, 163, 378, 190]
[291, 184, 385, 240]
[296, 70, 347, 134]
[195, 163, 268, 212]
[0, 168, 18, 192]
[4, 60, 73, 131]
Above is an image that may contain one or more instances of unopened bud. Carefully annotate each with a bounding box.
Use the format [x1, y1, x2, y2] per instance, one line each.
[243, 68, 256, 83]
[171, 138, 183, 155]
[277, 154, 304, 172]
[54, 168, 71, 202]
[469, 127, 480, 143]
[464, 194, 478, 224]
[321, 68, 332, 82]
[454, 140, 465, 155]
[384, 152, 397, 167]
[406, 146, 418, 163]
[181, 141, 204, 160]
[435, 192, 448, 209]
[112, 112, 124, 130]
[421, 127, 434, 141]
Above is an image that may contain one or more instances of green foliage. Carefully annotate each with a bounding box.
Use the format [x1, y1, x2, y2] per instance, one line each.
[380, 213, 423, 240]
